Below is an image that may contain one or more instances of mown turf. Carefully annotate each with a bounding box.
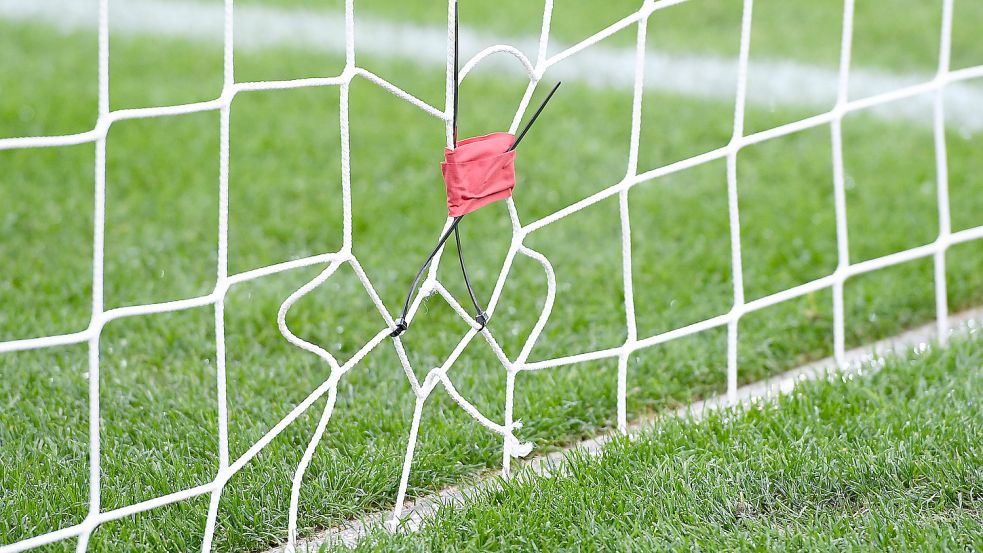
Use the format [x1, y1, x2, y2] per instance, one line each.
[250, 0, 983, 74]
[355, 334, 983, 552]
[1, 2, 983, 552]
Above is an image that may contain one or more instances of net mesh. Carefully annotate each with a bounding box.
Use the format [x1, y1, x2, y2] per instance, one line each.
[2, 0, 982, 551]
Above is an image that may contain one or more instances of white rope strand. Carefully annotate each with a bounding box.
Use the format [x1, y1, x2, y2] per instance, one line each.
[2, 0, 983, 551]
[617, 9, 648, 432]
[724, 0, 754, 404]
[932, 0, 955, 344]
[200, 1, 236, 549]
[830, 0, 856, 368]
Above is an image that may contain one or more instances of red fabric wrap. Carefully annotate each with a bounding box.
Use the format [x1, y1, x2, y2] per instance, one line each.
[441, 132, 516, 217]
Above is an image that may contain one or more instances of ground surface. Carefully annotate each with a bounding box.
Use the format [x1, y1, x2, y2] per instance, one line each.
[355, 335, 983, 552]
[1, 1, 982, 551]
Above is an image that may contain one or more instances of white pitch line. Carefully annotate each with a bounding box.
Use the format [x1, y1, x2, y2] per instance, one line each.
[269, 308, 982, 552]
[3, 0, 982, 131]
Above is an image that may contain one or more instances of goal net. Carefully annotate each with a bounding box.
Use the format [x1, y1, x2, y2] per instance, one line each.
[2, 0, 981, 551]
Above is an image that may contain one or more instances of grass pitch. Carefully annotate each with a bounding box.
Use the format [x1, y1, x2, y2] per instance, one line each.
[356, 334, 983, 552]
[1, 1, 982, 551]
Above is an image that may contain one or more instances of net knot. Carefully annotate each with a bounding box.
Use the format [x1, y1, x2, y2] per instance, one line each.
[505, 421, 534, 458]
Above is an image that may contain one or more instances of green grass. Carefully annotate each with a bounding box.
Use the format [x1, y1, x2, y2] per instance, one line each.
[1, 3, 983, 552]
[354, 334, 983, 552]
[245, 0, 983, 73]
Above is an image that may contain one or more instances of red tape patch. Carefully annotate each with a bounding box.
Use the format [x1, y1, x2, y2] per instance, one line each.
[441, 132, 516, 217]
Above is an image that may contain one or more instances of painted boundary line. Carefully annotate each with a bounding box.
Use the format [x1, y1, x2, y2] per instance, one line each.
[275, 306, 983, 551]
[2, 0, 983, 131]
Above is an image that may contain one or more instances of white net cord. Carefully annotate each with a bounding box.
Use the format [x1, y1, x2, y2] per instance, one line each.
[1, 0, 982, 551]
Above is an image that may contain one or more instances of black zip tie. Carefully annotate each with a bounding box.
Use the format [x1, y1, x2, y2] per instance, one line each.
[448, 80, 564, 331]
[392, 83, 562, 337]
[391, 2, 561, 338]
[393, 1, 481, 338]
[452, 0, 460, 146]
[391, 216, 462, 337]
[448, 0, 487, 328]
[455, 223, 488, 327]
[508, 81, 562, 152]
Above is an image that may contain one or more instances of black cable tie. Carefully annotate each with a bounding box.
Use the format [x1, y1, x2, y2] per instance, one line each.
[454, 223, 487, 324]
[392, 217, 462, 337]
[392, 2, 562, 339]
[509, 81, 562, 152]
[390, 318, 408, 338]
[475, 310, 489, 330]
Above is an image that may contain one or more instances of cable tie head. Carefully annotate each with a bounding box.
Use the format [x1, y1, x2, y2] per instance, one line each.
[475, 311, 489, 330]
[390, 318, 408, 338]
